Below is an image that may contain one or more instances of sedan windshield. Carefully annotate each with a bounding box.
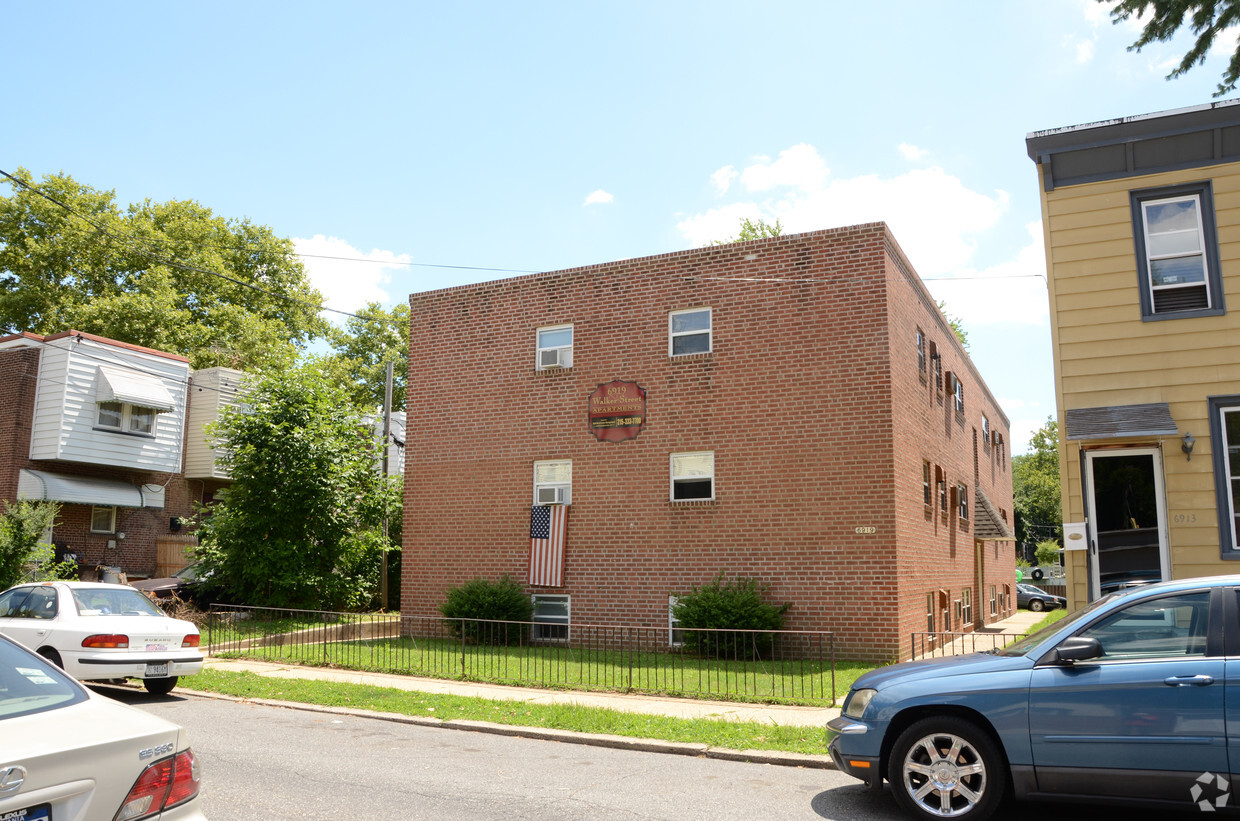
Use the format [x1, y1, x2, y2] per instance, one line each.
[71, 587, 165, 617]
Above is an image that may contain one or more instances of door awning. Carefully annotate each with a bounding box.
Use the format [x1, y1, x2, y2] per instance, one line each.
[1065, 403, 1177, 440]
[17, 469, 165, 509]
[973, 487, 1016, 542]
[95, 365, 176, 412]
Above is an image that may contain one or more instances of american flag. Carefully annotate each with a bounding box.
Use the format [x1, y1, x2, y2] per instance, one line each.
[529, 504, 567, 587]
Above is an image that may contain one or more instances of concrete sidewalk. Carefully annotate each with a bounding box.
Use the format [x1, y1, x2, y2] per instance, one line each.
[188, 609, 1046, 770]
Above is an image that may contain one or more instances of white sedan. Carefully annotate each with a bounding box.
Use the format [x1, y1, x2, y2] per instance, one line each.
[0, 581, 203, 695]
[0, 633, 207, 820]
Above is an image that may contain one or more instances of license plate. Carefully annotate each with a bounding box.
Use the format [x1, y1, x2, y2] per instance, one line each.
[146, 663, 169, 677]
[1, 803, 51, 821]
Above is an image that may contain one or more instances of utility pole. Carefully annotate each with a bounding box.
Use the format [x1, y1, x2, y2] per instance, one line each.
[380, 361, 394, 611]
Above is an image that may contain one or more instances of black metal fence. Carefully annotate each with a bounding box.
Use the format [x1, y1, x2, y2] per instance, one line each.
[908, 630, 1029, 660]
[206, 605, 837, 705]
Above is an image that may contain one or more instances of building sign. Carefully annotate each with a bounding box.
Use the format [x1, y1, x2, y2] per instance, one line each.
[588, 380, 646, 443]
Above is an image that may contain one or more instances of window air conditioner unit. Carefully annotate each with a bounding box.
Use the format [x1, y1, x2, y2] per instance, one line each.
[539, 348, 571, 369]
[537, 486, 569, 505]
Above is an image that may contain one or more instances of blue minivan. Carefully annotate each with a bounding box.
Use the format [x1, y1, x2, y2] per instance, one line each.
[827, 576, 1238, 820]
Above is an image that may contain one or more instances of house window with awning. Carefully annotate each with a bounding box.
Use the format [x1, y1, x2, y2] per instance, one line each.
[94, 366, 176, 436]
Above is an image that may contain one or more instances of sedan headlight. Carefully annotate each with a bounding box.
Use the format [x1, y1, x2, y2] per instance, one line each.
[843, 688, 877, 719]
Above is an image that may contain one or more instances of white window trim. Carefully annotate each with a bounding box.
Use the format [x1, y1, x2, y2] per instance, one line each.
[668, 596, 684, 647]
[536, 324, 574, 370]
[668, 308, 712, 356]
[1141, 194, 1210, 308]
[533, 460, 572, 506]
[90, 505, 116, 534]
[531, 594, 570, 642]
[957, 483, 969, 520]
[670, 451, 715, 501]
[96, 401, 156, 436]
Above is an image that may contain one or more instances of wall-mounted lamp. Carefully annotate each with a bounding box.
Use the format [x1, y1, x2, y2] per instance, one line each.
[1182, 432, 1196, 461]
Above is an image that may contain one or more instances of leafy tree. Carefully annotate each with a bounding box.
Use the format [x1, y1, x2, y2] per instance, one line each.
[0, 501, 63, 589]
[1100, 0, 1240, 96]
[673, 573, 790, 657]
[1013, 416, 1063, 550]
[712, 217, 784, 245]
[192, 360, 395, 610]
[1035, 539, 1062, 566]
[937, 300, 970, 352]
[324, 302, 409, 411]
[0, 169, 328, 370]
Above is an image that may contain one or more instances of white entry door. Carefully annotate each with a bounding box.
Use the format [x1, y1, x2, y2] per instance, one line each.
[1083, 448, 1170, 601]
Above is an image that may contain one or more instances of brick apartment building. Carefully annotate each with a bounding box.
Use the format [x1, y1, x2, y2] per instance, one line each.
[0, 331, 239, 579]
[402, 224, 1016, 661]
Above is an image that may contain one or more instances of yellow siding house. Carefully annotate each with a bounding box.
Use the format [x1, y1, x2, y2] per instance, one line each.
[1027, 102, 1240, 608]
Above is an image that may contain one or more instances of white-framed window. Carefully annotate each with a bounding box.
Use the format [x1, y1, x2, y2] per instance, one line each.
[916, 328, 926, 376]
[1209, 396, 1240, 554]
[957, 483, 969, 520]
[671, 451, 714, 501]
[936, 465, 947, 513]
[668, 596, 684, 647]
[982, 416, 991, 450]
[531, 594, 569, 641]
[930, 342, 942, 392]
[925, 593, 934, 632]
[922, 460, 931, 507]
[90, 506, 116, 534]
[961, 588, 972, 626]
[1132, 183, 1224, 319]
[990, 585, 997, 617]
[533, 460, 572, 506]
[669, 308, 711, 356]
[536, 324, 573, 370]
[951, 373, 964, 414]
[96, 401, 156, 435]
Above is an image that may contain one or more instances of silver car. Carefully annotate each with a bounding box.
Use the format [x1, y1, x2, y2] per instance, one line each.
[0, 634, 207, 820]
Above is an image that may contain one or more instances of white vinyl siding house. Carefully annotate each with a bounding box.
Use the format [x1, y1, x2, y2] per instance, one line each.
[21, 335, 189, 473]
[184, 367, 244, 480]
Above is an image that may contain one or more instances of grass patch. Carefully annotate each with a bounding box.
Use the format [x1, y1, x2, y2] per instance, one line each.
[212, 634, 850, 706]
[184, 668, 832, 755]
[1028, 608, 1069, 633]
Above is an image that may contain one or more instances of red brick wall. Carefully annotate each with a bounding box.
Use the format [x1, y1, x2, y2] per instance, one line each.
[882, 237, 1017, 656]
[402, 225, 1015, 660]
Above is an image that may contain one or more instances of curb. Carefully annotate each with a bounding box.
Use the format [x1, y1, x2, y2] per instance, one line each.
[177, 687, 837, 770]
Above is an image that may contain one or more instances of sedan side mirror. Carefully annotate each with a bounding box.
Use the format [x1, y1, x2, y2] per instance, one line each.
[1054, 636, 1103, 663]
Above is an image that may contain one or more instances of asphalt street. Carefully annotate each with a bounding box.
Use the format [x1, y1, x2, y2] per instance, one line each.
[111, 687, 1204, 821]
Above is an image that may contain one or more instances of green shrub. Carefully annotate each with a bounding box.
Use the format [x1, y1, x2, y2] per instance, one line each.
[439, 576, 533, 644]
[672, 572, 790, 658]
[0, 501, 61, 590]
[1034, 539, 1061, 566]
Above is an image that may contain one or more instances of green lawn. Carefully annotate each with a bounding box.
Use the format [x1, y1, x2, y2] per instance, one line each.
[214, 635, 863, 706]
[185, 668, 834, 756]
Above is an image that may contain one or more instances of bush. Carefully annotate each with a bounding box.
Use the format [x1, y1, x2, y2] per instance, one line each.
[672, 572, 790, 658]
[0, 501, 62, 590]
[1034, 539, 1061, 567]
[439, 576, 533, 644]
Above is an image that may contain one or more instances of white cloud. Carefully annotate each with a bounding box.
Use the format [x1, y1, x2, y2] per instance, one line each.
[584, 189, 614, 205]
[711, 165, 739, 194]
[1075, 38, 1096, 63]
[921, 220, 1048, 327]
[678, 144, 1008, 280]
[898, 142, 928, 161]
[292, 234, 410, 323]
[739, 143, 828, 192]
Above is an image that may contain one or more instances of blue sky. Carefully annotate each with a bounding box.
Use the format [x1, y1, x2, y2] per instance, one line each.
[3, 1, 1236, 452]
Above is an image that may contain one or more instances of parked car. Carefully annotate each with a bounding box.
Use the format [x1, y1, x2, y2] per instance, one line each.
[1099, 568, 1162, 595]
[0, 581, 204, 695]
[828, 576, 1239, 819]
[131, 561, 206, 600]
[0, 633, 206, 820]
[1016, 582, 1066, 612]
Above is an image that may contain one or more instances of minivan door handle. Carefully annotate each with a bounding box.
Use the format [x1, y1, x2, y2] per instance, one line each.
[1164, 675, 1214, 687]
